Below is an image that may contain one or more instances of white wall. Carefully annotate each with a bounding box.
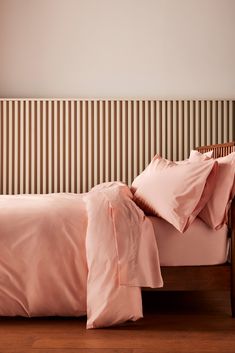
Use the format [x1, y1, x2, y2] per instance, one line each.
[0, 0, 235, 99]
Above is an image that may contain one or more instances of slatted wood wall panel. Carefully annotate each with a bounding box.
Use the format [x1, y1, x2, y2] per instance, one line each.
[0, 99, 234, 194]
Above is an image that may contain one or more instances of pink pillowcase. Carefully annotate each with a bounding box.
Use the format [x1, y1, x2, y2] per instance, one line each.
[132, 156, 218, 233]
[165, 150, 213, 166]
[197, 152, 235, 229]
[189, 150, 214, 160]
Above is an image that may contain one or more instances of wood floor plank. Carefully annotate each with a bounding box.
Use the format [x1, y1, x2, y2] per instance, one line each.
[0, 291, 234, 353]
[32, 350, 132, 353]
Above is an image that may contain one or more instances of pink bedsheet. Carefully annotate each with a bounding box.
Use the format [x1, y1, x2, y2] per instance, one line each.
[149, 216, 229, 266]
[0, 182, 163, 328]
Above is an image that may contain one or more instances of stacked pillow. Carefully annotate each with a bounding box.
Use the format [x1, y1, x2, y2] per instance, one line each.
[189, 151, 235, 230]
[132, 149, 235, 233]
[189, 150, 213, 160]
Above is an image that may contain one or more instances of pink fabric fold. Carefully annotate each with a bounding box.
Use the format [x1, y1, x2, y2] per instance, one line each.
[85, 182, 162, 328]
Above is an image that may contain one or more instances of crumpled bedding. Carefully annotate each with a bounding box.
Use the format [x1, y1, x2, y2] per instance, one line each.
[0, 182, 163, 328]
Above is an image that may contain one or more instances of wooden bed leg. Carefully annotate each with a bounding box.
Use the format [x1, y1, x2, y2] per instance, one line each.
[231, 261, 235, 317]
[231, 295, 235, 317]
[231, 199, 235, 317]
[231, 257, 235, 317]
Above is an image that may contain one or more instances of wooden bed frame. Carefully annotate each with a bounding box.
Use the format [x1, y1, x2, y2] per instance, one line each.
[147, 142, 235, 316]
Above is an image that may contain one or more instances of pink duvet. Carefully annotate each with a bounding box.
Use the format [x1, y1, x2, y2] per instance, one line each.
[0, 182, 162, 328]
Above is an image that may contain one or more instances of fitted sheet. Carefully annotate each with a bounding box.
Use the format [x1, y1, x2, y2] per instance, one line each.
[149, 216, 229, 266]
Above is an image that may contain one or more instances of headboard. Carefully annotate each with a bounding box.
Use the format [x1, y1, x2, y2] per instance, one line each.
[0, 99, 234, 195]
[197, 141, 235, 158]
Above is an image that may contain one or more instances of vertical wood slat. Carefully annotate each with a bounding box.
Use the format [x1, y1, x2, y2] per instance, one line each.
[0, 99, 234, 195]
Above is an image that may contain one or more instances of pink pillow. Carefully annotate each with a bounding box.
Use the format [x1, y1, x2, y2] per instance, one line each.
[189, 150, 213, 160]
[199, 152, 235, 229]
[175, 150, 213, 165]
[132, 156, 218, 233]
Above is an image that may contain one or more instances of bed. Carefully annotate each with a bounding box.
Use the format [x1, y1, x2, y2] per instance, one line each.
[0, 141, 234, 328]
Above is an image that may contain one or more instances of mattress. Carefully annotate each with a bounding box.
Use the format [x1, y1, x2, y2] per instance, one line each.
[149, 216, 229, 266]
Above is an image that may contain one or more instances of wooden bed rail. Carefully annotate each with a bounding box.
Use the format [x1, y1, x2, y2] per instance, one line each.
[197, 141, 235, 158]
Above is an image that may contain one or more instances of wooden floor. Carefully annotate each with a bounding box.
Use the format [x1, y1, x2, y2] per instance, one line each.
[1, 291, 235, 353]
